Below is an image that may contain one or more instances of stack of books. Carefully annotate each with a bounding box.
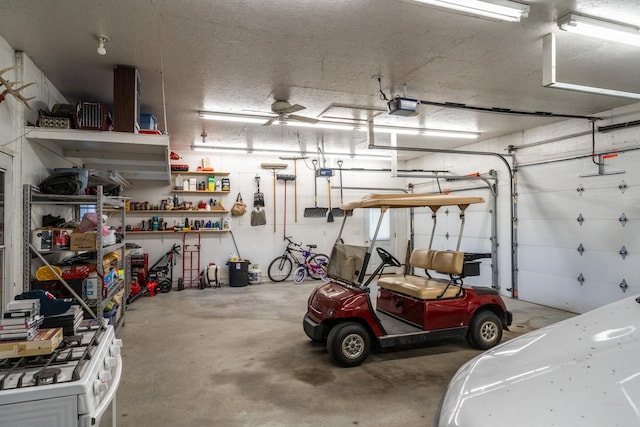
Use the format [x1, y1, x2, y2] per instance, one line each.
[0, 299, 44, 341]
[41, 305, 83, 336]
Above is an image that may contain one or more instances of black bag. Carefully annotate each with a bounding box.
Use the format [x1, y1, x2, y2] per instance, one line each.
[251, 207, 267, 226]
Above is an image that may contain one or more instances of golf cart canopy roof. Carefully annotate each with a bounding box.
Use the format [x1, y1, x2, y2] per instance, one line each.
[339, 193, 485, 211]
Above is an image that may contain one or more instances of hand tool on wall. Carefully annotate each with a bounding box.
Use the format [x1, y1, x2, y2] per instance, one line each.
[279, 155, 308, 222]
[326, 177, 334, 223]
[277, 174, 296, 239]
[304, 159, 328, 218]
[261, 163, 288, 233]
[331, 160, 351, 217]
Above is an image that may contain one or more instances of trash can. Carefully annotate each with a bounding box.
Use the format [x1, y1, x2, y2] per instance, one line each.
[228, 260, 249, 287]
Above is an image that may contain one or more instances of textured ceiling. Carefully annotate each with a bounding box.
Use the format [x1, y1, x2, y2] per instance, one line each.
[1, 0, 640, 159]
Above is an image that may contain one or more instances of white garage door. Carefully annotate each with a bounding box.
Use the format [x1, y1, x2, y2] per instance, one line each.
[517, 151, 639, 313]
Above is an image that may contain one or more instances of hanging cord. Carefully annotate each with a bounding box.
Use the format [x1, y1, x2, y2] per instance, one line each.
[377, 77, 389, 101]
[591, 118, 603, 166]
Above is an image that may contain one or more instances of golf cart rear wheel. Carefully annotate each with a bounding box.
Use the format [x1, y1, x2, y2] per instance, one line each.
[177, 278, 184, 291]
[159, 279, 172, 293]
[327, 322, 371, 367]
[467, 311, 502, 350]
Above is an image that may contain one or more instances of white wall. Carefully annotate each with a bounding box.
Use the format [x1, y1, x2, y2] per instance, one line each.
[0, 35, 68, 303]
[123, 151, 409, 284]
[406, 102, 640, 313]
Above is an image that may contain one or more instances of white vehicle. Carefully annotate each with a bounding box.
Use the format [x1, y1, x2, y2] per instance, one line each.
[435, 294, 640, 427]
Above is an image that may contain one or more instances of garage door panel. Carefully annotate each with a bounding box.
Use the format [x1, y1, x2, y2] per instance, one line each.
[516, 189, 634, 220]
[518, 218, 581, 247]
[518, 163, 584, 193]
[518, 245, 636, 284]
[518, 270, 635, 313]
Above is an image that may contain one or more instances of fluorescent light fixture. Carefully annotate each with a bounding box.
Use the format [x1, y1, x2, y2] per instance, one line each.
[286, 121, 359, 131]
[191, 145, 391, 159]
[192, 146, 249, 154]
[198, 111, 270, 124]
[542, 33, 640, 100]
[370, 125, 480, 138]
[557, 14, 640, 47]
[198, 110, 479, 138]
[413, 0, 529, 22]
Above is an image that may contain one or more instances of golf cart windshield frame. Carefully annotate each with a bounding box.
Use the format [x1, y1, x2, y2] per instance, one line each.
[329, 193, 485, 287]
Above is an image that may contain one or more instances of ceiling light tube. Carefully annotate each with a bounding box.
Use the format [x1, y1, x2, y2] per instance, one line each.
[191, 145, 392, 159]
[198, 110, 479, 138]
[413, 0, 529, 22]
[557, 14, 640, 47]
[192, 146, 249, 154]
[198, 111, 271, 124]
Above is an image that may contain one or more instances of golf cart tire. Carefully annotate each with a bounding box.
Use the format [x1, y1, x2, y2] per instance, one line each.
[159, 279, 172, 293]
[467, 310, 502, 350]
[327, 322, 371, 368]
[177, 278, 184, 291]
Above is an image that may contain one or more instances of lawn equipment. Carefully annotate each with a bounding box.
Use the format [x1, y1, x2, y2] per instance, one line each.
[128, 244, 181, 303]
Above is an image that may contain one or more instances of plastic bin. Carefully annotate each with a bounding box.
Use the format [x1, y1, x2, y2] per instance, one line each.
[228, 261, 249, 287]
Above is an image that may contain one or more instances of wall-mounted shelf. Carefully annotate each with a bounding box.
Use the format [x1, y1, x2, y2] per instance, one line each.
[26, 126, 170, 181]
[171, 171, 230, 176]
[126, 210, 229, 214]
[170, 190, 230, 194]
[128, 229, 230, 234]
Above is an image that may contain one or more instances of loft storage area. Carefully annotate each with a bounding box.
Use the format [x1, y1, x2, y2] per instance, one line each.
[26, 127, 170, 182]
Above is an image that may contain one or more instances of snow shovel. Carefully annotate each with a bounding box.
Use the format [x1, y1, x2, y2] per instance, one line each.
[331, 160, 351, 217]
[304, 159, 328, 218]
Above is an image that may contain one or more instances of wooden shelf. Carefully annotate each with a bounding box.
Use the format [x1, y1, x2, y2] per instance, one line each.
[170, 190, 230, 194]
[127, 229, 230, 234]
[171, 171, 230, 176]
[126, 209, 229, 214]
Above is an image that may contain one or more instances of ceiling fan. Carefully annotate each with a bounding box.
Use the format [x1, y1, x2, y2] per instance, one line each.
[263, 100, 319, 126]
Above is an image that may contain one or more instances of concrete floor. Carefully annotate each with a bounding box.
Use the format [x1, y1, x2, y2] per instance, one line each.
[102, 281, 576, 427]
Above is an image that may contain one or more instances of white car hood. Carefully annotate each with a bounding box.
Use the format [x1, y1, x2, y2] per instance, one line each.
[438, 295, 640, 427]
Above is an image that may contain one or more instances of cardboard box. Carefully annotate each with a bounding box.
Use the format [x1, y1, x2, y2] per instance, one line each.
[70, 232, 96, 251]
[0, 327, 63, 359]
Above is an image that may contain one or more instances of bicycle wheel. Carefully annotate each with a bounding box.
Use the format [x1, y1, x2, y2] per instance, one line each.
[308, 254, 329, 280]
[268, 256, 293, 282]
[293, 266, 307, 284]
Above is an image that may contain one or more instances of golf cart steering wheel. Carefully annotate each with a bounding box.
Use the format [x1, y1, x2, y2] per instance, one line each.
[376, 247, 401, 267]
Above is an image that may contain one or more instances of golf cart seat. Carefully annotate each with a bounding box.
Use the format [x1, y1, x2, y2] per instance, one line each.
[377, 250, 464, 300]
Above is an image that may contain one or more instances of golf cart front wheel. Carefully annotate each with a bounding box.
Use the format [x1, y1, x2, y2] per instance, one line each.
[327, 322, 371, 367]
[467, 311, 502, 350]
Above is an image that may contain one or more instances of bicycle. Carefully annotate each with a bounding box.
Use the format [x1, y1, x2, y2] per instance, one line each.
[267, 236, 329, 282]
[293, 250, 329, 284]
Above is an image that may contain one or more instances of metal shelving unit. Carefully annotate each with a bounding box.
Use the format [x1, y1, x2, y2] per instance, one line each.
[23, 184, 128, 324]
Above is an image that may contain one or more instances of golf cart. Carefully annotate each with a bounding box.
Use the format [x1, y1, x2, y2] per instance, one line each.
[303, 193, 512, 367]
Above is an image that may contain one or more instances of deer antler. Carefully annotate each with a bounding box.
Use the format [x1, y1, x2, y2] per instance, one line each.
[0, 66, 36, 109]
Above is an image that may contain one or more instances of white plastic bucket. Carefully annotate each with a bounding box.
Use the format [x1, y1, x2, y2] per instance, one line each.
[248, 264, 262, 284]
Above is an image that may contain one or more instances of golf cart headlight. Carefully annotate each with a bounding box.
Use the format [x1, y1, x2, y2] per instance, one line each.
[327, 308, 335, 317]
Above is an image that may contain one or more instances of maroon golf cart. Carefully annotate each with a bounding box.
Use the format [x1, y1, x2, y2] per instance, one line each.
[303, 193, 512, 367]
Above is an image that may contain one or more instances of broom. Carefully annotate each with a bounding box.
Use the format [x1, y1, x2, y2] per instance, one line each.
[277, 174, 296, 239]
[261, 163, 288, 232]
